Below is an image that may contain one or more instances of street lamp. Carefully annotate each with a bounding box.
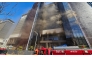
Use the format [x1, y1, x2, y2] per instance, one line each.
[34, 31, 38, 50]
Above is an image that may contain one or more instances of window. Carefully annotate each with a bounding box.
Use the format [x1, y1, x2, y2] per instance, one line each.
[53, 36, 59, 40]
[87, 2, 92, 7]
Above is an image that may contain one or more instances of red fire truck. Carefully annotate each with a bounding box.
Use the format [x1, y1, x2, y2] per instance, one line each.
[38, 46, 92, 55]
[0, 47, 7, 55]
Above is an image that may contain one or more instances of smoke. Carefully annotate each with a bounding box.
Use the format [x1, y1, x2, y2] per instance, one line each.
[35, 3, 62, 32]
[64, 10, 77, 18]
[11, 3, 39, 48]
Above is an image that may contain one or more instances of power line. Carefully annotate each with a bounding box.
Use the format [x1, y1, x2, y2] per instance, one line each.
[4, 2, 18, 20]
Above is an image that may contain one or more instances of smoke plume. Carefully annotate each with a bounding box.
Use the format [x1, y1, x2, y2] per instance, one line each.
[34, 3, 62, 33]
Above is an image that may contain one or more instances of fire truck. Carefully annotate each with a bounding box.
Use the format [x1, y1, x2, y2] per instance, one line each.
[37, 46, 92, 55]
[0, 47, 7, 55]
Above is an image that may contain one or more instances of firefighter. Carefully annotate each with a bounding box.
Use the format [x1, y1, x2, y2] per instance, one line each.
[39, 46, 46, 55]
[39, 50, 44, 55]
[34, 48, 39, 55]
[48, 47, 52, 55]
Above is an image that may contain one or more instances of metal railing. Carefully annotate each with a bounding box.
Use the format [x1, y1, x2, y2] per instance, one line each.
[7, 50, 34, 55]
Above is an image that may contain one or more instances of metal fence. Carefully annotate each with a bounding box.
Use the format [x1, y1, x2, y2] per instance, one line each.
[7, 50, 34, 55]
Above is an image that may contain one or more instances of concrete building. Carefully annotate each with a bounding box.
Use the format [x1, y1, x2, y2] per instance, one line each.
[7, 2, 39, 50]
[27, 2, 90, 50]
[0, 19, 14, 47]
[7, 14, 27, 46]
[6, 2, 92, 50]
[9, 14, 27, 38]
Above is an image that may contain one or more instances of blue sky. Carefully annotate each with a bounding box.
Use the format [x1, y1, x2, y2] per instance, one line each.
[0, 2, 34, 23]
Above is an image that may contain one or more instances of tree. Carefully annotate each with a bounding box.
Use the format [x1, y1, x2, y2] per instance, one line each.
[17, 46, 23, 51]
[16, 46, 24, 55]
[0, 2, 9, 14]
[28, 46, 34, 51]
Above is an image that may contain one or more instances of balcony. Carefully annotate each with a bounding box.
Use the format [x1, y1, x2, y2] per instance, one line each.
[40, 40, 66, 43]
[41, 28, 64, 35]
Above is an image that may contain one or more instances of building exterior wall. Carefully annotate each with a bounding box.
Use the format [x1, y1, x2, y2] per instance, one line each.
[57, 2, 74, 46]
[9, 14, 27, 38]
[69, 2, 92, 47]
[7, 3, 39, 50]
[53, 2, 88, 47]
[28, 2, 90, 49]
[29, 2, 65, 49]
[0, 22, 6, 31]
[0, 20, 14, 46]
[7, 14, 27, 47]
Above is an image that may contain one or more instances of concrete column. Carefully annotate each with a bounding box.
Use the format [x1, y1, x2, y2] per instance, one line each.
[41, 37, 43, 41]
[46, 43, 48, 48]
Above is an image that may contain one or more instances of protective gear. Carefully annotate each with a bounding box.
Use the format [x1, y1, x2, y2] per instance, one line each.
[34, 48, 39, 55]
[39, 50, 44, 55]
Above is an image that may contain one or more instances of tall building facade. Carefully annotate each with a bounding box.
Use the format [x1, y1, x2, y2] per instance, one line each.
[27, 2, 90, 50]
[0, 19, 14, 47]
[7, 14, 27, 46]
[7, 2, 39, 50]
[6, 2, 92, 50]
[69, 2, 92, 48]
